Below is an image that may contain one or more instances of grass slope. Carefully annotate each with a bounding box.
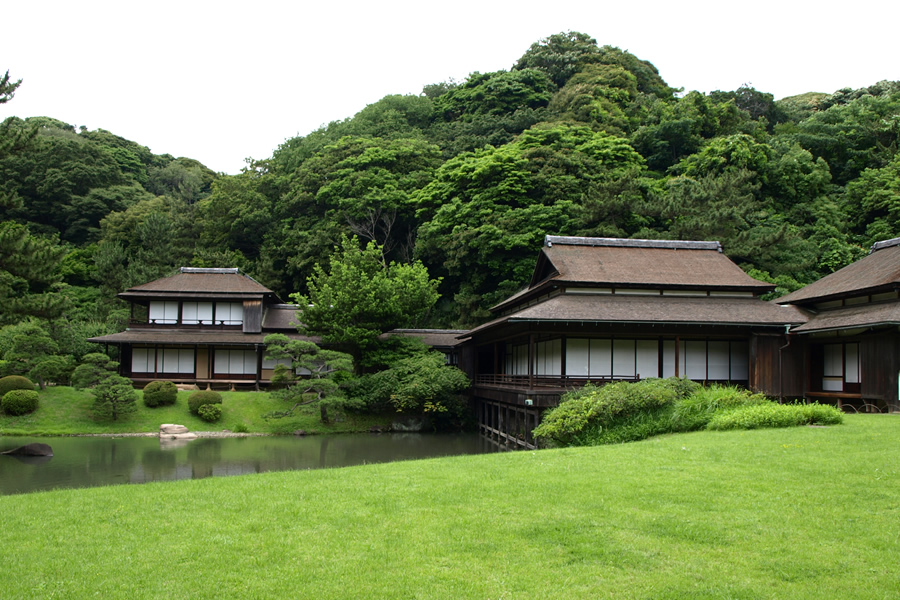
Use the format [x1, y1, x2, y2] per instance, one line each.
[0, 387, 390, 435]
[1, 415, 897, 599]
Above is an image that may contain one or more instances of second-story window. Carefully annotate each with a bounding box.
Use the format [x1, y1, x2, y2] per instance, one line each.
[182, 302, 214, 325]
[215, 302, 244, 325]
[149, 301, 178, 324]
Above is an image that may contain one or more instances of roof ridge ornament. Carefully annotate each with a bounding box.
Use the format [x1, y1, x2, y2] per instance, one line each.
[869, 237, 900, 254]
[180, 267, 241, 274]
[544, 235, 723, 253]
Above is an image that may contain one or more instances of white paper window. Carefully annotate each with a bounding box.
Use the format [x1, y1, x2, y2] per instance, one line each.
[823, 344, 843, 377]
[182, 302, 213, 324]
[262, 357, 292, 369]
[590, 339, 612, 377]
[160, 348, 194, 374]
[730, 342, 749, 380]
[707, 341, 730, 380]
[149, 301, 178, 324]
[636, 340, 659, 380]
[214, 350, 257, 375]
[845, 343, 860, 384]
[215, 302, 244, 325]
[613, 339, 636, 377]
[566, 339, 590, 377]
[132, 348, 154, 373]
[685, 341, 707, 380]
[535, 339, 561, 376]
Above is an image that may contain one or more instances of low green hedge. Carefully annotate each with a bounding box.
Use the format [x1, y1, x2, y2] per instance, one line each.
[143, 381, 178, 408]
[188, 390, 223, 415]
[197, 403, 222, 422]
[2, 389, 40, 415]
[0, 375, 35, 397]
[706, 402, 844, 430]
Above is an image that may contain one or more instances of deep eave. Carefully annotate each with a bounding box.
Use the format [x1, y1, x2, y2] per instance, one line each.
[465, 294, 807, 340]
[88, 329, 318, 346]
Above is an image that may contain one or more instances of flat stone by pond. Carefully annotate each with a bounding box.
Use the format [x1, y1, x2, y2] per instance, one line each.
[0, 433, 503, 496]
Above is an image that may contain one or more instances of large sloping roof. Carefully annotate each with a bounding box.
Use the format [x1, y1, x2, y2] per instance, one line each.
[119, 268, 279, 300]
[466, 294, 807, 339]
[494, 236, 774, 313]
[777, 239, 900, 305]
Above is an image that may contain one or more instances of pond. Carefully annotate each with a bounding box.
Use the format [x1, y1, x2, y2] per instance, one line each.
[0, 433, 503, 496]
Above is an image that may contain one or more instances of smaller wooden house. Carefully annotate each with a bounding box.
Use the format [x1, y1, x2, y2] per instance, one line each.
[776, 237, 900, 412]
[88, 268, 310, 387]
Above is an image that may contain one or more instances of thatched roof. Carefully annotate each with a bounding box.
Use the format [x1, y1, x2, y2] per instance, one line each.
[789, 302, 900, 333]
[262, 305, 302, 330]
[777, 240, 900, 306]
[119, 267, 280, 301]
[493, 236, 774, 313]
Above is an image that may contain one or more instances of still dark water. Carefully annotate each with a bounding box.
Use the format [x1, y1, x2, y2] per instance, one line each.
[0, 433, 502, 496]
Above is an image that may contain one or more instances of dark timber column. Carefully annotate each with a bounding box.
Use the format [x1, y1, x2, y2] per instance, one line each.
[528, 334, 535, 389]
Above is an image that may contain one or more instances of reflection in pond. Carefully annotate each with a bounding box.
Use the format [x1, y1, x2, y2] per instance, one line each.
[0, 434, 502, 496]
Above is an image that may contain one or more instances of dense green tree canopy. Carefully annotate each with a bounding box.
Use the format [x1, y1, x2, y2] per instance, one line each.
[2, 33, 898, 332]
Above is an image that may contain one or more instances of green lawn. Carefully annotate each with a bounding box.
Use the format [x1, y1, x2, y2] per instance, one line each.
[0, 386, 391, 436]
[1, 415, 897, 599]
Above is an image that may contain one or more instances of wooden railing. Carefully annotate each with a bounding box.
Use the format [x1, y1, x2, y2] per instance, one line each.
[474, 374, 640, 389]
[128, 319, 242, 329]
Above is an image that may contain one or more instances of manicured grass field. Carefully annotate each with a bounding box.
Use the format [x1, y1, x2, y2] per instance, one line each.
[0, 386, 391, 436]
[1, 415, 897, 599]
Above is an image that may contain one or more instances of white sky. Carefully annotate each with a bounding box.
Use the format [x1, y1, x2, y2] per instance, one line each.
[3, 0, 897, 174]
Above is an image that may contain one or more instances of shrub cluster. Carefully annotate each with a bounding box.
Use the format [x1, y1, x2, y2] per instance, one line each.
[533, 378, 700, 446]
[188, 390, 223, 415]
[707, 402, 844, 430]
[2, 389, 40, 416]
[143, 381, 178, 408]
[0, 375, 35, 397]
[197, 403, 223, 423]
[670, 384, 769, 431]
[534, 379, 844, 447]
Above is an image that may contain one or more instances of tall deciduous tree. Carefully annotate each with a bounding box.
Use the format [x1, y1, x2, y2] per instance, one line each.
[293, 236, 440, 372]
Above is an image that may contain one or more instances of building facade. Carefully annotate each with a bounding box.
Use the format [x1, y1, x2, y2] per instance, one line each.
[459, 236, 808, 415]
[776, 237, 900, 412]
[89, 268, 308, 388]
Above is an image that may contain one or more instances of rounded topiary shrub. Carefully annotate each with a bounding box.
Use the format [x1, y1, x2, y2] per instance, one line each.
[197, 403, 222, 423]
[2, 389, 40, 416]
[0, 375, 35, 397]
[188, 390, 223, 415]
[143, 381, 178, 408]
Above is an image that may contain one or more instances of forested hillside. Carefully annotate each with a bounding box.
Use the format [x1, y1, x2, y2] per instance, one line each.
[3, 31, 900, 343]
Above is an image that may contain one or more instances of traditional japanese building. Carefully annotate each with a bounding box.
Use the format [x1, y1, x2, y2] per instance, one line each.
[775, 237, 900, 412]
[459, 236, 809, 446]
[88, 267, 308, 388]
